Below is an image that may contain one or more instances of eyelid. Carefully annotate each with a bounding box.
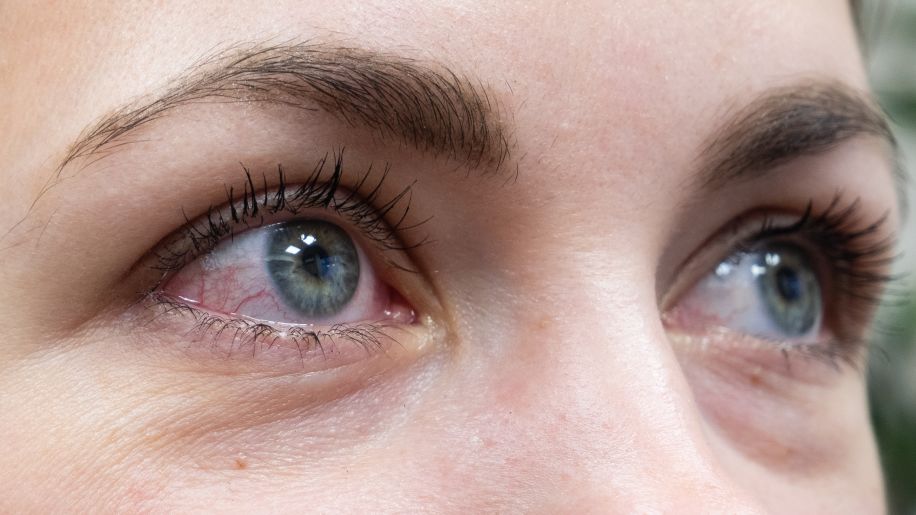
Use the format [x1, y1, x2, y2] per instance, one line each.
[661, 195, 897, 366]
[660, 210, 796, 312]
[150, 153, 428, 280]
[134, 289, 438, 376]
[663, 197, 894, 311]
[125, 153, 441, 371]
[143, 290, 409, 367]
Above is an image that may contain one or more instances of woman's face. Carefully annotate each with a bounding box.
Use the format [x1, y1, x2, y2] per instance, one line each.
[0, 1, 899, 512]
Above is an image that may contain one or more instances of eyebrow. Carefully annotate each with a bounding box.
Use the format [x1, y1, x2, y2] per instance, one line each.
[698, 80, 901, 194]
[57, 43, 512, 175]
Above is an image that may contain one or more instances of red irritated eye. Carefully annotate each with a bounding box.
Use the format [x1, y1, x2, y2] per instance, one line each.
[164, 218, 415, 326]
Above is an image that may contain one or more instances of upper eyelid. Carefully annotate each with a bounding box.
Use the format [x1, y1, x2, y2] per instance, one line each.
[660, 199, 896, 314]
[151, 153, 429, 275]
[0, 44, 521, 251]
[660, 201, 898, 370]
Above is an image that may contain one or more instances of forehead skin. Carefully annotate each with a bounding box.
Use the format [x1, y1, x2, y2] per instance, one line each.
[0, 1, 890, 513]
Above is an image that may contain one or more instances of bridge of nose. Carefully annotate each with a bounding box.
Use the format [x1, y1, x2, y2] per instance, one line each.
[395, 267, 763, 511]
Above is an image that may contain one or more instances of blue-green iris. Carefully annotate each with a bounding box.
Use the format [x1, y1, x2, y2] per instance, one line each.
[265, 220, 360, 317]
[754, 244, 821, 336]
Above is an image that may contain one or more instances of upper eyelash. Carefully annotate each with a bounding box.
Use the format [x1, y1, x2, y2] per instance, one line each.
[153, 150, 430, 275]
[138, 151, 428, 365]
[748, 194, 898, 305]
[730, 194, 900, 367]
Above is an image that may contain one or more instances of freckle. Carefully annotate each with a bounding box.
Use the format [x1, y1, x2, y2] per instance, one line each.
[234, 458, 247, 470]
[749, 373, 762, 387]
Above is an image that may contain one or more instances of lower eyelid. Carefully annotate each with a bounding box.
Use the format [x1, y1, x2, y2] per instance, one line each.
[162, 220, 401, 326]
[131, 291, 428, 374]
[676, 334, 855, 474]
[665, 325, 862, 385]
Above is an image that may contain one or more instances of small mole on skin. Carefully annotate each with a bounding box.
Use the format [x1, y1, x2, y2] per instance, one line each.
[234, 458, 247, 470]
[749, 373, 762, 387]
[536, 316, 551, 330]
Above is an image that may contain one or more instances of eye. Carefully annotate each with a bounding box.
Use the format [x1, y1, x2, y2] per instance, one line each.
[163, 216, 412, 326]
[266, 220, 361, 319]
[664, 197, 895, 365]
[139, 156, 433, 367]
[673, 242, 823, 341]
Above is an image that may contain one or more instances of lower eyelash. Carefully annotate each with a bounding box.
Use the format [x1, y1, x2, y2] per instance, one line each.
[775, 336, 870, 373]
[142, 291, 403, 364]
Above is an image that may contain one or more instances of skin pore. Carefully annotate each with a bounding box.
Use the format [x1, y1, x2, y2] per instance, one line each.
[0, 1, 900, 512]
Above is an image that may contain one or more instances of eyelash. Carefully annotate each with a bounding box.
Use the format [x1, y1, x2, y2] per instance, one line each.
[715, 195, 898, 368]
[143, 159, 897, 369]
[144, 290, 405, 362]
[152, 151, 429, 276]
[142, 151, 427, 362]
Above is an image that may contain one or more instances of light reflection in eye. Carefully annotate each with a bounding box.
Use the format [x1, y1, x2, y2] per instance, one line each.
[266, 220, 360, 317]
[676, 242, 823, 341]
[163, 218, 412, 326]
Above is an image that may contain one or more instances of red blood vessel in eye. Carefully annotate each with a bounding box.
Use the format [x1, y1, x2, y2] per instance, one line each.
[164, 220, 414, 326]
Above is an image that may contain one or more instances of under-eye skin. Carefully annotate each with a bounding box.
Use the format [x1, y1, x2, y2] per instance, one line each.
[140, 152, 427, 364]
[665, 195, 897, 371]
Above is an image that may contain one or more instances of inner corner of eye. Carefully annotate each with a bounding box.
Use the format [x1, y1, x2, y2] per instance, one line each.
[158, 217, 416, 327]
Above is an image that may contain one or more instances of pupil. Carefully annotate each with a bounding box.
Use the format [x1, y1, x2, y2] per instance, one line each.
[775, 266, 802, 302]
[266, 219, 360, 317]
[752, 244, 821, 337]
[300, 245, 330, 279]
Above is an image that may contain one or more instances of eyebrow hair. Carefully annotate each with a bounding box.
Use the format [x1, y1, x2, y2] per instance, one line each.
[698, 80, 901, 193]
[57, 43, 513, 175]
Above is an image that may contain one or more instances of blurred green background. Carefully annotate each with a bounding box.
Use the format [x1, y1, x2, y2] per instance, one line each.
[866, 0, 916, 512]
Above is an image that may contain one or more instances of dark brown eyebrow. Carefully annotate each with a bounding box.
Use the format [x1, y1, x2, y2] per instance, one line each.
[58, 43, 513, 174]
[698, 80, 902, 195]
